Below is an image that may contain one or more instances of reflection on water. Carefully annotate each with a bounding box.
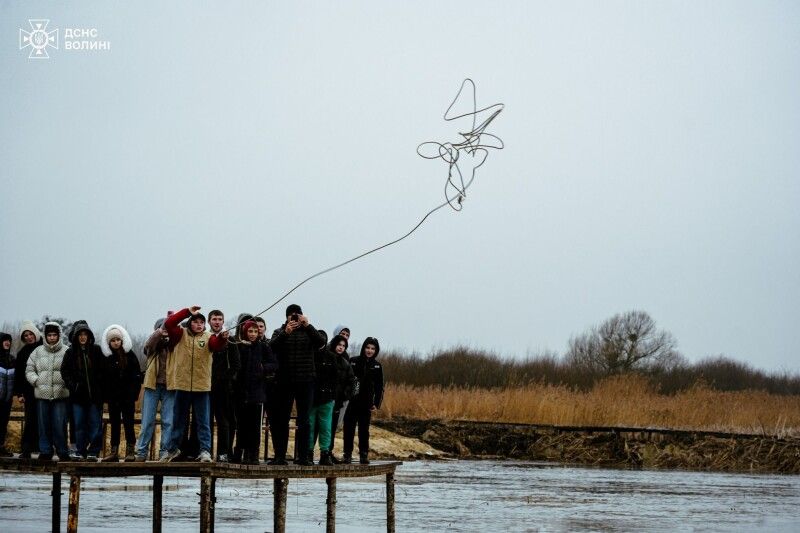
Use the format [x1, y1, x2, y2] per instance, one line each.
[1, 460, 798, 532]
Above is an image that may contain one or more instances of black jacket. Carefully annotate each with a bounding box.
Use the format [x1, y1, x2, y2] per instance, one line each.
[14, 340, 42, 397]
[61, 343, 105, 405]
[212, 343, 241, 392]
[349, 338, 384, 409]
[269, 322, 324, 384]
[333, 352, 357, 407]
[235, 340, 278, 404]
[313, 349, 339, 406]
[0, 333, 13, 401]
[0, 333, 13, 370]
[103, 350, 143, 404]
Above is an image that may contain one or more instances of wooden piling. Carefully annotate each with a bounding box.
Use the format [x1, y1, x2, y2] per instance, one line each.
[51, 471, 61, 533]
[386, 472, 395, 533]
[67, 474, 81, 533]
[200, 475, 213, 533]
[273, 478, 288, 533]
[326, 477, 336, 533]
[152, 474, 163, 533]
[210, 477, 217, 533]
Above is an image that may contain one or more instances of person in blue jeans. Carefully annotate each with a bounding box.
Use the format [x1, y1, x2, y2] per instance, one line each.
[25, 322, 70, 461]
[161, 306, 228, 463]
[134, 318, 175, 461]
[60, 320, 105, 460]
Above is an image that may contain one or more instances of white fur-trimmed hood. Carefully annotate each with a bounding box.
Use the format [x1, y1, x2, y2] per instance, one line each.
[101, 324, 133, 356]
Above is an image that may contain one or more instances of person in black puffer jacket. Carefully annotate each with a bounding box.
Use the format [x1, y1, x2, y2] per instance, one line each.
[0, 333, 14, 456]
[100, 325, 142, 462]
[343, 337, 384, 464]
[234, 320, 278, 464]
[13, 321, 43, 458]
[268, 304, 324, 466]
[60, 321, 105, 460]
[327, 334, 356, 463]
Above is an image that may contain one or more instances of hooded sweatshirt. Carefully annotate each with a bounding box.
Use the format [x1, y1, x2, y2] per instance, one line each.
[25, 322, 69, 401]
[349, 337, 384, 409]
[0, 332, 15, 401]
[142, 319, 171, 390]
[60, 321, 105, 405]
[101, 324, 142, 404]
[13, 321, 43, 396]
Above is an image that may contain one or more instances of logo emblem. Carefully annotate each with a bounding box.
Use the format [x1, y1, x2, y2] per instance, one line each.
[198, 340, 206, 348]
[19, 19, 59, 59]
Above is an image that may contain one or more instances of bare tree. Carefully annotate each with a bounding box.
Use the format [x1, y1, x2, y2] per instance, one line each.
[566, 311, 680, 374]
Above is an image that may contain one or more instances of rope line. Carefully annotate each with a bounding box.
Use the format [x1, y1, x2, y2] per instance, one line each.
[221, 78, 504, 334]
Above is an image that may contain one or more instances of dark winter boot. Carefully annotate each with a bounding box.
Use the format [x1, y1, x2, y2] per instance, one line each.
[359, 452, 370, 465]
[343, 453, 352, 464]
[267, 454, 288, 466]
[102, 446, 119, 462]
[319, 451, 333, 466]
[123, 444, 136, 462]
[232, 447, 243, 464]
[295, 450, 313, 466]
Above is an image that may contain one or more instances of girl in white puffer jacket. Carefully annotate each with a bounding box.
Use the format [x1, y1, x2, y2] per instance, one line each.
[25, 322, 70, 460]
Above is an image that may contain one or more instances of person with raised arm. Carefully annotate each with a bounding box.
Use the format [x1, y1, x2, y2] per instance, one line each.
[161, 306, 228, 463]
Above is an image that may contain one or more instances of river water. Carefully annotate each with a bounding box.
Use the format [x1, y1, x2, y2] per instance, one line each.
[1, 460, 798, 532]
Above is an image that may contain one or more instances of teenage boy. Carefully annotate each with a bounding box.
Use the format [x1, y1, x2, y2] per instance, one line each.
[161, 306, 228, 463]
[133, 318, 174, 461]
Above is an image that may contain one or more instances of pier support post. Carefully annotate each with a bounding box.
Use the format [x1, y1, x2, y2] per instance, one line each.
[386, 472, 395, 533]
[200, 475, 213, 533]
[51, 471, 61, 533]
[210, 477, 217, 533]
[273, 478, 288, 533]
[153, 474, 163, 533]
[326, 477, 336, 533]
[67, 474, 81, 533]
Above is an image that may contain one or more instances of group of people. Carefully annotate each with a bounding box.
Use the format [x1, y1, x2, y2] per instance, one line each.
[0, 304, 385, 466]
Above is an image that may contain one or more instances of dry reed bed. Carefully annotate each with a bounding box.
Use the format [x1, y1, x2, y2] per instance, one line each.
[378, 375, 800, 436]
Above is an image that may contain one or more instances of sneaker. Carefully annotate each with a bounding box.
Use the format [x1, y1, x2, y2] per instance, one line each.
[160, 449, 182, 463]
[68, 451, 83, 461]
[86, 455, 98, 462]
[134, 455, 147, 462]
[198, 451, 212, 463]
[216, 454, 229, 463]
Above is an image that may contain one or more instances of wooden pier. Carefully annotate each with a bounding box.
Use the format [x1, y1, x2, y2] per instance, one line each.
[0, 458, 401, 533]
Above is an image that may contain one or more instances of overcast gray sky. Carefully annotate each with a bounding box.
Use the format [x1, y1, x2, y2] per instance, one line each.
[2, 1, 798, 371]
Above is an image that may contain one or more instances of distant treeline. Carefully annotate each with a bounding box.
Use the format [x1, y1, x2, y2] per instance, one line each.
[380, 346, 800, 395]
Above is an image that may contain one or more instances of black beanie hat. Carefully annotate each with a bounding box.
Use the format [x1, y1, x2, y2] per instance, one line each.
[286, 304, 303, 317]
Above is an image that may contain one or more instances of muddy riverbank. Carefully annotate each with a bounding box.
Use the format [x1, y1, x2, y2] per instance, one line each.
[373, 417, 800, 474]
